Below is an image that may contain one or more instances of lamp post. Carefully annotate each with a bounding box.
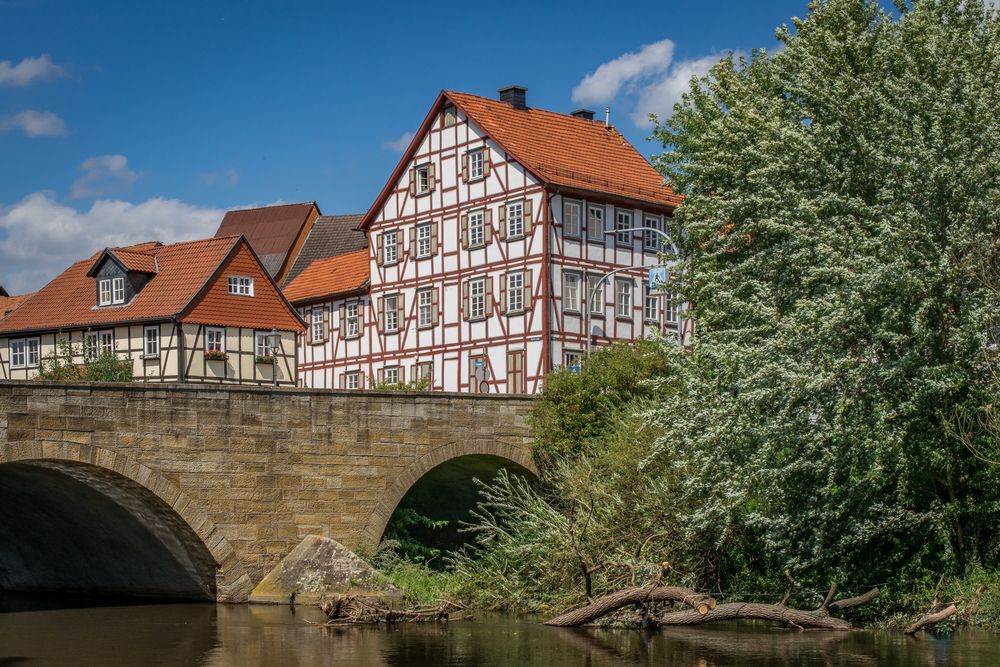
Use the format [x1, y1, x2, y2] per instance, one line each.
[583, 227, 677, 355]
[269, 327, 279, 387]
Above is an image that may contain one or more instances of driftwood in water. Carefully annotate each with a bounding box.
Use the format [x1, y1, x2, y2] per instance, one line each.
[905, 604, 957, 635]
[656, 585, 880, 631]
[317, 595, 471, 625]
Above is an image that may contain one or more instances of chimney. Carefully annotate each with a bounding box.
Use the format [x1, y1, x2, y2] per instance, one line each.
[605, 107, 611, 127]
[571, 109, 595, 121]
[498, 85, 528, 110]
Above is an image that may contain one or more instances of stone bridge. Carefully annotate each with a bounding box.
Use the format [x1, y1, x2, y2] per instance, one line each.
[0, 381, 535, 603]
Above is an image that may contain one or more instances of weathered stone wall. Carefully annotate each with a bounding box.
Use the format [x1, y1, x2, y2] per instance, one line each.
[0, 381, 534, 601]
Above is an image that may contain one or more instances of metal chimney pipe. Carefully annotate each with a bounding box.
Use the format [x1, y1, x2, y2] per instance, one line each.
[604, 107, 610, 127]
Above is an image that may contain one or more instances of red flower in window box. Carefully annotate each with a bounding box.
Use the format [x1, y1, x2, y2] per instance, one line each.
[205, 351, 229, 362]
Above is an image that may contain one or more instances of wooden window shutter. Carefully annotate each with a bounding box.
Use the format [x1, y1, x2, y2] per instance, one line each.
[431, 286, 439, 324]
[523, 269, 533, 311]
[358, 307, 365, 334]
[524, 199, 534, 235]
[377, 297, 385, 333]
[461, 154, 469, 182]
[484, 209, 493, 244]
[324, 306, 331, 341]
[485, 277, 494, 317]
[408, 168, 416, 196]
[339, 373, 346, 389]
[498, 205, 507, 241]
[339, 304, 346, 339]
[377, 367, 385, 384]
[430, 221, 439, 254]
[428, 163, 436, 191]
[461, 214, 469, 249]
[499, 274, 507, 314]
[376, 234, 384, 266]
[397, 293, 405, 331]
[483, 147, 491, 177]
[462, 281, 470, 320]
[409, 226, 417, 254]
[397, 229, 404, 256]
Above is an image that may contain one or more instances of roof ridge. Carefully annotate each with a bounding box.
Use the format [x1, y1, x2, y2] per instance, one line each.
[447, 90, 606, 126]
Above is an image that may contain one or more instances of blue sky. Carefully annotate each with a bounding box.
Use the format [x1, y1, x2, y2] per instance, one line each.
[0, 0, 809, 293]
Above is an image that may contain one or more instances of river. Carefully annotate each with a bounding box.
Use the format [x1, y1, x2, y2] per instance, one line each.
[1, 596, 997, 666]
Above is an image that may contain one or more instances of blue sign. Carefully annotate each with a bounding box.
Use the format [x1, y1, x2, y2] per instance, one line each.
[648, 266, 668, 292]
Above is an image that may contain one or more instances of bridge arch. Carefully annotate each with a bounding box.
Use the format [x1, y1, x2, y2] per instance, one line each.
[361, 440, 538, 549]
[0, 442, 252, 602]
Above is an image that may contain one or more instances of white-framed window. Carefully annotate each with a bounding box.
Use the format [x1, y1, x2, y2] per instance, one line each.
[507, 201, 524, 238]
[417, 288, 434, 328]
[469, 210, 485, 247]
[345, 371, 360, 390]
[644, 216, 662, 251]
[564, 350, 583, 373]
[311, 308, 326, 343]
[415, 223, 432, 258]
[206, 327, 225, 353]
[470, 278, 486, 319]
[98, 330, 114, 356]
[414, 361, 433, 384]
[383, 366, 400, 385]
[415, 164, 431, 194]
[144, 325, 160, 356]
[507, 271, 524, 313]
[98, 279, 112, 306]
[588, 206, 604, 242]
[468, 149, 484, 180]
[564, 200, 582, 238]
[665, 292, 679, 324]
[9, 338, 34, 369]
[382, 231, 399, 264]
[384, 294, 399, 332]
[616, 210, 633, 245]
[255, 331, 272, 358]
[616, 279, 633, 318]
[563, 272, 582, 313]
[644, 287, 660, 323]
[345, 302, 360, 338]
[228, 276, 254, 296]
[84, 332, 99, 361]
[587, 274, 605, 315]
[112, 276, 126, 304]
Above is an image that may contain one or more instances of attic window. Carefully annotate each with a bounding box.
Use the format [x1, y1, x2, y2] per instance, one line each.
[442, 106, 457, 127]
[97, 276, 125, 306]
[228, 276, 254, 296]
[416, 165, 431, 195]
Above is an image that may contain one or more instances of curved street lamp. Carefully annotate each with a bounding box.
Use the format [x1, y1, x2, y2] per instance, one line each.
[583, 227, 677, 354]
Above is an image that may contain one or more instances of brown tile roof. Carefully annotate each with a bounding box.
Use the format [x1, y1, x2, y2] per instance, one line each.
[360, 90, 681, 230]
[0, 292, 33, 320]
[447, 91, 682, 208]
[111, 248, 158, 274]
[283, 214, 367, 285]
[283, 248, 370, 304]
[215, 202, 318, 278]
[0, 236, 303, 335]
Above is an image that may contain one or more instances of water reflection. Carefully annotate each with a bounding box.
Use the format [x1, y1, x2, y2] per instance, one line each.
[0, 596, 997, 666]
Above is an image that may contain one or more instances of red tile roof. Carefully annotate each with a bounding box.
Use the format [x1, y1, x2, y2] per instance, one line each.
[0, 293, 33, 320]
[0, 236, 303, 335]
[111, 248, 158, 274]
[215, 202, 318, 278]
[360, 90, 682, 230]
[282, 248, 370, 304]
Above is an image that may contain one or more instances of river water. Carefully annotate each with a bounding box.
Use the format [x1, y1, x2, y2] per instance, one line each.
[1, 596, 998, 666]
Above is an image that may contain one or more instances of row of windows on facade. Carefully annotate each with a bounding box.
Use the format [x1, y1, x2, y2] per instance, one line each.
[376, 201, 669, 265]
[334, 347, 529, 393]
[409, 146, 491, 198]
[7, 327, 278, 370]
[305, 272, 678, 344]
[96, 274, 252, 308]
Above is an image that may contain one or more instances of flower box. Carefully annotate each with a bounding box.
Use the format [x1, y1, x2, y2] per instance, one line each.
[204, 351, 229, 362]
[255, 355, 274, 365]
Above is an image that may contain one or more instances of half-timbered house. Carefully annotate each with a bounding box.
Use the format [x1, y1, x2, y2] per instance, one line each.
[0, 236, 304, 384]
[291, 86, 690, 393]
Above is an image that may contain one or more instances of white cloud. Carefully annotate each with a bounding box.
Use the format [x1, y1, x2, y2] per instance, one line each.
[572, 39, 675, 105]
[0, 192, 226, 294]
[0, 110, 69, 137]
[70, 154, 139, 199]
[382, 131, 414, 152]
[571, 40, 733, 127]
[631, 53, 725, 125]
[0, 54, 66, 87]
[199, 168, 240, 187]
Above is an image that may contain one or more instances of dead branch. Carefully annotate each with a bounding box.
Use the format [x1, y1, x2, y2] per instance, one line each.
[826, 587, 880, 613]
[779, 570, 795, 607]
[318, 595, 470, 625]
[905, 604, 957, 635]
[656, 602, 853, 630]
[819, 582, 837, 612]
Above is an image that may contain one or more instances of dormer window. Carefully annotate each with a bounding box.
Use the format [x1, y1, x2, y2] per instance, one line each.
[98, 279, 112, 306]
[228, 276, 254, 296]
[112, 277, 125, 304]
[97, 276, 126, 306]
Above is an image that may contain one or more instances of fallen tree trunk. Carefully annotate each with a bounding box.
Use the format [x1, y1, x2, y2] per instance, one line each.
[905, 603, 957, 635]
[317, 595, 470, 625]
[544, 585, 715, 627]
[656, 602, 852, 630]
